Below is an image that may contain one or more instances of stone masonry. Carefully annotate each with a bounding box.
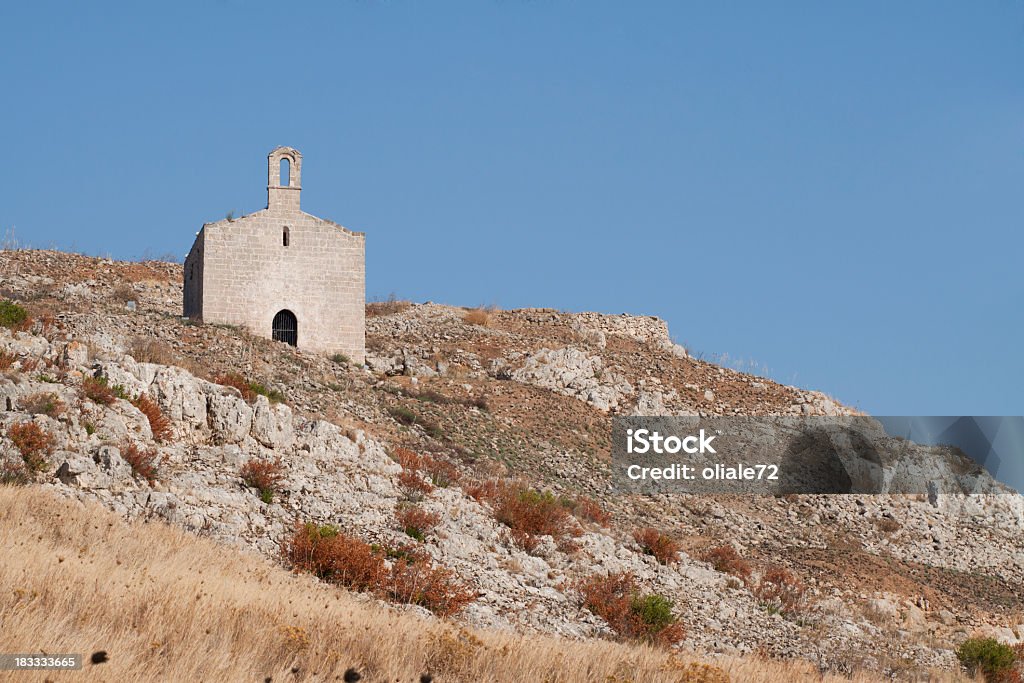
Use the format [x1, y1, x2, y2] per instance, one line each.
[183, 147, 366, 363]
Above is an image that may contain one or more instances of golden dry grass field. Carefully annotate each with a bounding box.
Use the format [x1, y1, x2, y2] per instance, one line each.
[0, 486, 976, 683]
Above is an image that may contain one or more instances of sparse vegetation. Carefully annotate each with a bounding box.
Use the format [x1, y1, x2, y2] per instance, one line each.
[128, 337, 177, 365]
[19, 391, 65, 418]
[472, 479, 581, 553]
[111, 284, 136, 304]
[284, 521, 474, 617]
[81, 375, 129, 405]
[0, 350, 17, 371]
[633, 527, 680, 565]
[387, 405, 442, 438]
[213, 372, 285, 404]
[365, 293, 411, 318]
[330, 353, 350, 365]
[120, 442, 159, 485]
[564, 495, 611, 527]
[576, 571, 685, 647]
[240, 457, 285, 503]
[394, 447, 461, 498]
[463, 307, 493, 327]
[132, 394, 172, 442]
[752, 566, 810, 619]
[396, 504, 441, 541]
[0, 460, 30, 486]
[6, 421, 55, 472]
[0, 467, 975, 682]
[700, 544, 752, 583]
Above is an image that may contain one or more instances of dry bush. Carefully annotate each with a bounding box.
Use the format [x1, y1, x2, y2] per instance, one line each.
[120, 442, 159, 485]
[576, 571, 685, 647]
[396, 504, 441, 541]
[387, 552, 475, 617]
[394, 447, 461, 496]
[132, 394, 172, 442]
[284, 522, 473, 617]
[475, 479, 580, 553]
[240, 457, 284, 503]
[0, 350, 16, 371]
[284, 522, 386, 591]
[567, 495, 611, 527]
[81, 376, 123, 405]
[752, 566, 810, 618]
[0, 486, 968, 682]
[366, 295, 412, 318]
[463, 307, 492, 327]
[6, 421, 54, 472]
[129, 337, 176, 365]
[700, 544, 752, 583]
[873, 517, 901, 534]
[19, 391, 65, 418]
[213, 372, 286, 404]
[214, 372, 257, 402]
[633, 527, 681, 565]
[0, 459, 30, 485]
[111, 284, 136, 303]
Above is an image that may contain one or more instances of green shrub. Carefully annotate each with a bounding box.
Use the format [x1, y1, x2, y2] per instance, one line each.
[330, 353, 350, 365]
[631, 593, 677, 631]
[956, 637, 1016, 681]
[0, 300, 28, 329]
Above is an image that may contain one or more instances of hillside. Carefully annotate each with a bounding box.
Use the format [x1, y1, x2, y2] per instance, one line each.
[1, 249, 1022, 680]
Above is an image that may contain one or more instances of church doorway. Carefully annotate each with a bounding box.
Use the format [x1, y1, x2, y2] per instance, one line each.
[272, 310, 297, 346]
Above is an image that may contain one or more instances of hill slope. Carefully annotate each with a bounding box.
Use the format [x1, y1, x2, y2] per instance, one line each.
[0, 249, 1021, 679]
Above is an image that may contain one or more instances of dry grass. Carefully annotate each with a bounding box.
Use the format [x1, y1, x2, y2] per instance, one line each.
[463, 307, 493, 327]
[0, 487, 977, 682]
[366, 295, 412, 318]
[128, 337, 177, 366]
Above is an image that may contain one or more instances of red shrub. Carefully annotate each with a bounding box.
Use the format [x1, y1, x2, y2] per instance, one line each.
[0, 351, 16, 371]
[81, 376, 118, 405]
[481, 479, 579, 552]
[700, 544, 752, 583]
[466, 478, 500, 502]
[213, 372, 256, 402]
[633, 527, 680, 565]
[396, 504, 441, 541]
[284, 521, 476, 617]
[576, 571, 685, 647]
[284, 522, 386, 591]
[387, 550, 475, 617]
[753, 566, 809, 617]
[132, 394, 172, 442]
[569, 495, 611, 527]
[120, 442, 159, 485]
[394, 447, 462, 497]
[7, 421, 54, 471]
[240, 457, 285, 502]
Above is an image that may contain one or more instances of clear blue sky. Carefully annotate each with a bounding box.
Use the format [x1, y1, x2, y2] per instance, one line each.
[1, 1, 1021, 416]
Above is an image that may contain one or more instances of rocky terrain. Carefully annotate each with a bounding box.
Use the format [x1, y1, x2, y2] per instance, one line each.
[1, 249, 1022, 679]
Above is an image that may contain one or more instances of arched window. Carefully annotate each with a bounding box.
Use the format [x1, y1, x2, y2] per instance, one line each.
[282, 226, 290, 247]
[280, 157, 291, 187]
[272, 310, 297, 346]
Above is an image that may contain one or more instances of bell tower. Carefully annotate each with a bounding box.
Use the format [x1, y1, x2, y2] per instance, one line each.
[267, 146, 302, 212]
